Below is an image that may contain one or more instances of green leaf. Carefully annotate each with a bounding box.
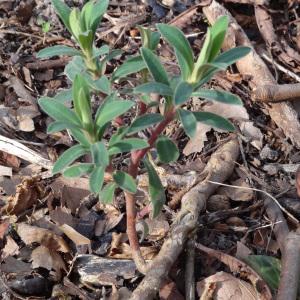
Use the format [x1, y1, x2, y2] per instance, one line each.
[192, 89, 242, 105]
[112, 56, 146, 81]
[63, 163, 93, 177]
[144, 158, 166, 218]
[138, 26, 160, 51]
[99, 182, 117, 204]
[78, 30, 93, 51]
[157, 24, 194, 77]
[69, 8, 82, 40]
[38, 97, 81, 126]
[88, 0, 109, 35]
[244, 255, 281, 291]
[92, 44, 110, 58]
[174, 50, 191, 80]
[54, 89, 72, 102]
[113, 171, 137, 193]
[89, 166, 105, 193]
[177, 109, 197, 138]
[128, 114, 163, 134]
[87, 76, 111, 94]
[140, 47, 169, 85]
[72, 74, 90, 121]
[70, 128, 91, 147]
[52, 144, 88, 174]
[209, 16, 229, 61]
[214, 46, 251, 65]
[47, 121, 78, 133]
[156, 136, 179, 163]
[108, 138, 149, 155]
[52, 0, 71, 33]
[134, 82, 173, 96]
[91, 142, 109, 166]
[193, 111, 235, 131]
[95, 100, 134, 128]
[65, 56, 87, 81]
[174, 81, 193, 105]
[109, 127, 129, 146]
[37, 45, 81, 58]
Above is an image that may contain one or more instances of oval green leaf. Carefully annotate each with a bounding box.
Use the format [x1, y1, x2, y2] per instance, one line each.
[63, 163, 94, 177]
[128, 114, 163, 134]
[144, 158, 166, 218]
[134, 82, 173, 96]
[37, 45, 81, 58]
[52, 144, 88, 175]
[140, 47, 169, 85]
[156, 136, 179, 163]
[192, 89, 242, 105]
[89, 166, 105, 194]
[108, 138, 149, 155]
[113, 171, 137, 194]
[193, 111, 235, 131]
[91, 142, 109, 167]
[177, 109, 197, 138]
[99, 182, 117, 204]
[174, 81, 193, 106]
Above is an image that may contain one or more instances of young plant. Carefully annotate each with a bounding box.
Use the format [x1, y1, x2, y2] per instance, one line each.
[37, 0, 251, 272]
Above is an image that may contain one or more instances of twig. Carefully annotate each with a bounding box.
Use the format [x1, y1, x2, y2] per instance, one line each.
[185, 238, 196, 300]
[277, 229, 300, 300]
[260, 52, 300, 82]
[206, 180, 299, 225]
[253, 83, 300, 102]
[0, 134, 53, 170]
[130, 139, 239, 299]
[26, 57, 70, 70]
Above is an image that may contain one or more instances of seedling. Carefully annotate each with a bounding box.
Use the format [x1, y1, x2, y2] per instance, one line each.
[37, 0, 251, 269]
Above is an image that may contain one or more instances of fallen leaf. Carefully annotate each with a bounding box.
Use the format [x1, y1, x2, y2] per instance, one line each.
[17, 223, 69, 252]
[108, 233, 157, 260]
[60, 224, 90, 246]
[197, 271, 257, 300]
[219, 178, 253, 201]
[0, 220, 9, 239]
[184, 100, 263, 155]
[31, 245, 66, 280]
[0, 151, 21, 169]
[1, 176, 44, 215]
[0, 165, 12, 177]
[2, 236, 19, 259]
[145, 215, 169, 241]
[0, 256, 31, 275]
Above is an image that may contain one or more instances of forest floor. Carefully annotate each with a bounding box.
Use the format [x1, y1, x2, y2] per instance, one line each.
[1, 0, 300, 299]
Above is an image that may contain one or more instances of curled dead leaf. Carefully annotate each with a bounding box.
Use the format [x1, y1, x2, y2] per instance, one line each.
[1, 176, 44, 215]
[17, 223, 69, 252]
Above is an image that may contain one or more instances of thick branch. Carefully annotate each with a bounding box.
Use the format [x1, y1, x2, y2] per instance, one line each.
[253, 83, 300, 102]
[130, 138, 239, 300]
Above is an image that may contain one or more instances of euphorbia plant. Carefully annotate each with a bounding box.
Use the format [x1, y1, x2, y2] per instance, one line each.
[38, 0, 251, 272]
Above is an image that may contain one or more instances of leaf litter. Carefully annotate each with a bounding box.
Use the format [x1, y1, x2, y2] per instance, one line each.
[0, 0, 300, 298]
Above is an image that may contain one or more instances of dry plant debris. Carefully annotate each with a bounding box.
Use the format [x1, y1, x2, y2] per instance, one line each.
[1, 0, 300, 299]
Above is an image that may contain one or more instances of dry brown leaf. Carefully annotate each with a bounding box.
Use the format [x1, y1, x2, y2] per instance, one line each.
[1, 176, 44, 215]
[145, 216, 169, 241]
[108, 232, 157, 260]
[31, 245, 66, 280]
[196, 243, 272, 299]
[50, 207, 76, 227]
[60, 224, 90, 246]
[183, 100, 263, 155]
[0, 220, 9, 239]
[0, 151, 21, 169]
[0, 165, 12, 177]
[197, 271, 257, 300]
[219, 178, 253, 202]
[17, 223, 69, 252]
[2, 236, 19, 259]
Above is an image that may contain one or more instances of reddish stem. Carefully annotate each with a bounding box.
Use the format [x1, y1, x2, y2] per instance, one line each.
[125, 108, 176, 272]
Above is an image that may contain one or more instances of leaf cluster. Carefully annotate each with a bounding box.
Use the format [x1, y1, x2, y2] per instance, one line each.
[38, 0, 251, 216]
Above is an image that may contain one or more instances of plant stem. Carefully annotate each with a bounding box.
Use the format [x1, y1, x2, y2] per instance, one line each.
[125, 108, 176, 273]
